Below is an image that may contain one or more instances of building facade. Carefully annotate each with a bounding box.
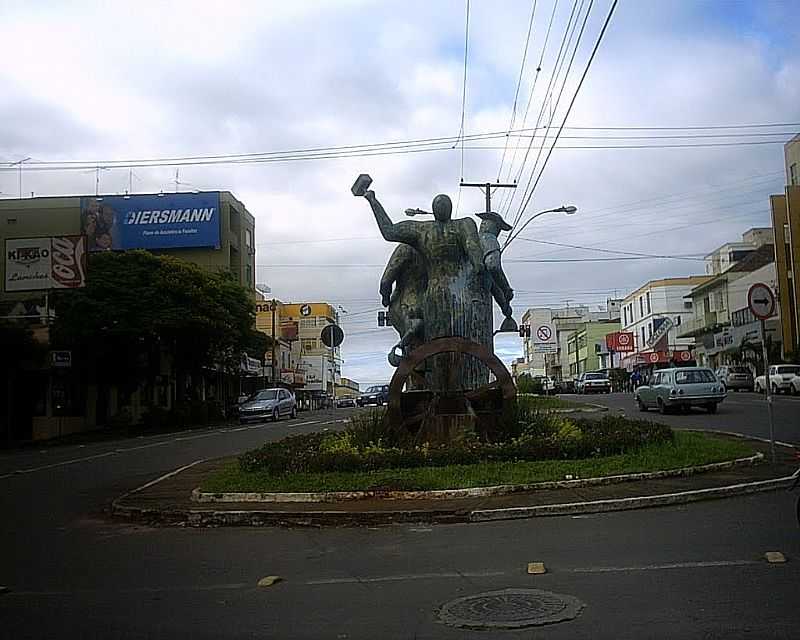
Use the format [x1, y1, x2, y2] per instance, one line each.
[620, 276, 710, 370]
[566, 320, 620, 376]
[1, 191, 256, 440]
[769, 136, 800, 358]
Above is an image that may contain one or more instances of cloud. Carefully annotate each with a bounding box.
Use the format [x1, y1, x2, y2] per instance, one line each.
[1, 0, 799, 385]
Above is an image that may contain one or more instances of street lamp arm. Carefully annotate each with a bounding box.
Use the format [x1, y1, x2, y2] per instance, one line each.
[502, 205, 577, 250]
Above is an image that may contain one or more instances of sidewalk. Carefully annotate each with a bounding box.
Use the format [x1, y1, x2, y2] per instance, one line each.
[112, 434, 799, 527]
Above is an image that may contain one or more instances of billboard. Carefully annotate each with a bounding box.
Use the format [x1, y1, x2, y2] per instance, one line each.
[5, 236, 88, 292]
[605, 331, 635, 352]
[80, 192, 221, 251]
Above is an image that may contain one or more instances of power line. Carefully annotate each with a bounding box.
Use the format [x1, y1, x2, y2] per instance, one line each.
[512, 0, 620, 231]
[514, 237, 706, 260]
[501, 0, 585, 219]
[498, 0, 560, 210]
[496, 0, 539, 181]
[458, 0, 471, 184]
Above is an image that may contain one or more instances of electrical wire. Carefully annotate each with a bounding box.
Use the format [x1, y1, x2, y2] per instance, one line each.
[496, 0, 539, 181]
[510, 0, 620, 237]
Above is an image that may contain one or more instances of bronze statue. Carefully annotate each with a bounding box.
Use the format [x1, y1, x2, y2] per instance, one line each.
[360, 182, 493, 390]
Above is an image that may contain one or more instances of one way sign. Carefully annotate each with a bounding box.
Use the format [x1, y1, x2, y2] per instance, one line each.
[747, 283, 776, 320]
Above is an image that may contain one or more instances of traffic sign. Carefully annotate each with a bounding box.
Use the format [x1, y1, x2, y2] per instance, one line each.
[320, 324, 344, 348]
[747, 283, 775, 320]
[532, 321, 557, 353]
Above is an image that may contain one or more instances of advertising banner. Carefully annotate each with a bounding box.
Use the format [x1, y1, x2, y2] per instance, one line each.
[605, 331, 635, 352]
[5, 236, 88, 292]
[80, 192, 221, 251]
[646, 317, 673, 350]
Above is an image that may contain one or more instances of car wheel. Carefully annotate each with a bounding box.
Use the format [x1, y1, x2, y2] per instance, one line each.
[636, 397, 647, 412]
[272, 408, 280, 422]
[705, 402, 717, 414]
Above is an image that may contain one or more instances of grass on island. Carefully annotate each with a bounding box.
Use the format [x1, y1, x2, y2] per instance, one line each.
[200, 432, 755, 494]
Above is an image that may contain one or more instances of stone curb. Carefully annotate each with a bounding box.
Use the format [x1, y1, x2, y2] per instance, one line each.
[191, 452, 764, 504]
[468, 473, 799, 522]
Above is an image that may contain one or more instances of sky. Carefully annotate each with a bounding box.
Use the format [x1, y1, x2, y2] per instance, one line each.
[1, 0, 799, 387]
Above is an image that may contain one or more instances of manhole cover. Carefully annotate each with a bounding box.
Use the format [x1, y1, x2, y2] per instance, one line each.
[438, 588, 584, 630]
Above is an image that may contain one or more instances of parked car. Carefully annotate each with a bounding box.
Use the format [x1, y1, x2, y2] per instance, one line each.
[576, 371, 611, 394]
[357, 384, 389, 407]
[635, 367, 726, 414]
[715, 365, 754, 392]
[754, 364, 800, 395]
[790, 374, 800, 395]
[336, 396, 357, 408]
[238, 388, 297, 423]
[532, 375, 557, 395]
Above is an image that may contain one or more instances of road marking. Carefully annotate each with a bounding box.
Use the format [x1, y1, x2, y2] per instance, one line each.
[765, 551, 787, 564]
[0, 414, 346, 479]
[305, 571, 507, 585]
[119, 459, 207, 498]
[569, 560, 761, 574]
[5, 583, 250, 597]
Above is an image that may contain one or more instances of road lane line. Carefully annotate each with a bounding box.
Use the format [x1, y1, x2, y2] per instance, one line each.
[569, 559, 762, 573]
[305, 571, 507, 585]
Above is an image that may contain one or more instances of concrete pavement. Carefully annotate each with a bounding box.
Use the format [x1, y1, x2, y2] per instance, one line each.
[563, 390, 800, 444]
[2, 404, 799, 638]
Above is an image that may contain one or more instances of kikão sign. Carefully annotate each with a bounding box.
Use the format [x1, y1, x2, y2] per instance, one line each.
[5, 236, 88, 292]
[80, 192, 221, 251]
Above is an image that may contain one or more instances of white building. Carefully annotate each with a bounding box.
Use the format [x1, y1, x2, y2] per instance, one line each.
[521, 300, 621, 380]
[704, 228, 773, 275]
[620, 276, 711, 368]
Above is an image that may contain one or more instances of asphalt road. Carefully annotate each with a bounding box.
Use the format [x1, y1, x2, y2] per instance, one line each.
[565, 390, 800, 445]
[1, 404, 799, 639]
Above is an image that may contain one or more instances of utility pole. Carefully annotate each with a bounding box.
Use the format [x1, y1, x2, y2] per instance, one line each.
[270, 299, 278, 386]
[459, 181, 517, 214]
[10, 157, 31, 198]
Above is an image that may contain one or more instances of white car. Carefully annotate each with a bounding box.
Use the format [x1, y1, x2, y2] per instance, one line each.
[790, 374, 800, 396]
[754, 364, 800, 395]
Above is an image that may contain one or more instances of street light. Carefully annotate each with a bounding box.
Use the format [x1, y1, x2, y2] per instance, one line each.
[502, 205, 577, 250]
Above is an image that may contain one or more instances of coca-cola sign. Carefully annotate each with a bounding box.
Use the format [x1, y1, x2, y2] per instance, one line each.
[5, 236, 88, 292]
[50, 236, 87, 289]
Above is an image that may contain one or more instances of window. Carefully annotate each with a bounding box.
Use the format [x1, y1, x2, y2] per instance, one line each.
[300, 318, 316, 328]
[676, 369, 715, 384]
[646, 291, 651, 314]
[791, 163, 798, 186]
[648, 323, 653, 338]
[641, 326, 645, 344]
[675, 315, 682, 326]
[301, 338, 316, 351]
[245, 264, 252, 287]
[639, 297, 644, 316]
[245, 228, 253, 249]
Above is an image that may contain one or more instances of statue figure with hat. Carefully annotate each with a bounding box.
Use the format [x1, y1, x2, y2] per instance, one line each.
[477, 210, 518, 333]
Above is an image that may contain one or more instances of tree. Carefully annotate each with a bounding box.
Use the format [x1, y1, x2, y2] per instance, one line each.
[50, 250, 259, 396]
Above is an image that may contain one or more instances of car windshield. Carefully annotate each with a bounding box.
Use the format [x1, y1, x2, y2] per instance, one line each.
[253, 390, 279, 401]
[585, 373, 606, 380]
[366, 386, 383, 393]
[776, 366, 800, 375]
[675, 370, 716, 384]
[729, 367, 750, 374]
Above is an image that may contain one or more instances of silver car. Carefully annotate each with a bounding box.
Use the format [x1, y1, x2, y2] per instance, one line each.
[715, 365, 753, 392]
[635, 367, 726, 414]
[238, 388, 297, 423]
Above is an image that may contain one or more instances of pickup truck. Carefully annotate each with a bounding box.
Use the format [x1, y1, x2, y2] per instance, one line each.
[754, 364, 800, 395]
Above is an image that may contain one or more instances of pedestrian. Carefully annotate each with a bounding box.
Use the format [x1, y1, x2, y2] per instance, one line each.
[631, 370, 641, 391]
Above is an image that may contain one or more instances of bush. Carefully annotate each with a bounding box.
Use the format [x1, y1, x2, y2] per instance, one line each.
[238, 411, 673, 474]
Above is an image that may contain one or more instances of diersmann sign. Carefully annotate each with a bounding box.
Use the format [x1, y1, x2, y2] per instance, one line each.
[5, 236, 88, 292]
[80, 192, 221, 251]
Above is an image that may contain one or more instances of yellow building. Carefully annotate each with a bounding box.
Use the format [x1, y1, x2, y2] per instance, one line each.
[255, 301, 342, 407]
[769, 135, 800, 357]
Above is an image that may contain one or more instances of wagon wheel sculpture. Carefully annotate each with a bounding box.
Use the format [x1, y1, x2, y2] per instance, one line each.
[386, 336, 517, 438]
